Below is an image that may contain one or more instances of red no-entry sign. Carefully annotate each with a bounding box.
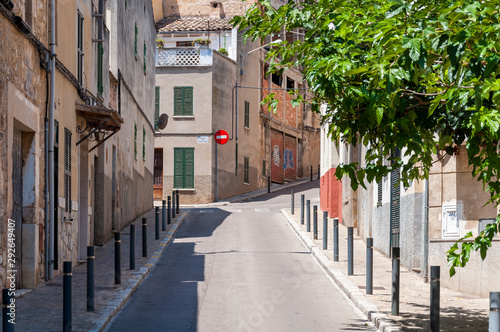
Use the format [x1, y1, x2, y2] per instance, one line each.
[214, 130, 229, 145]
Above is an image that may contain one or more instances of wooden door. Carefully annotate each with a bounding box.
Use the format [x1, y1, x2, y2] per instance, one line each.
[153, 149, 163, 200]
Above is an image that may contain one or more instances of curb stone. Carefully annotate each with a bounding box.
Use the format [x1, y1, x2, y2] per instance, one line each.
[281, 209, 400, 332]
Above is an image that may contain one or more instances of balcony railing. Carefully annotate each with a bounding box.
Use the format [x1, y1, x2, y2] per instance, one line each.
[156, 47, 213, 67]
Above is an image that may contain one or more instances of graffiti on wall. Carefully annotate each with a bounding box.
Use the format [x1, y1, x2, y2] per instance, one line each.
[273, 145, 281, 167]
[283, 148, 294, 170]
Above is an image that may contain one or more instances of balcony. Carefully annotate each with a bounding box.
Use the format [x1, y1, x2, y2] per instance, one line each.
[156, 47, 213, 67]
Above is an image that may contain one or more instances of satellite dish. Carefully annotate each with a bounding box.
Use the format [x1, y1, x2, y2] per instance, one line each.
[158, 113, 169, 130]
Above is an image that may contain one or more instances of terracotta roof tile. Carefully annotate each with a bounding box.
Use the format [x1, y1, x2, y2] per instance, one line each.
[156, 16, 234, 32]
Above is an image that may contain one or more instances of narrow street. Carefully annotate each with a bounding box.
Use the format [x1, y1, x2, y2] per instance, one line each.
[107, 182, 375, 331]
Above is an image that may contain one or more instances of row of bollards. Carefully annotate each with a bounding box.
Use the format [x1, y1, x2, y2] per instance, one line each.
[42, 192, 182, 332]
[290, 190, 499, 331]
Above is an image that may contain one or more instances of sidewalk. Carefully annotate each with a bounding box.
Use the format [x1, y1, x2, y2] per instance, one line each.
[4, 208, 189, 332]
[281, 194, 490, 331]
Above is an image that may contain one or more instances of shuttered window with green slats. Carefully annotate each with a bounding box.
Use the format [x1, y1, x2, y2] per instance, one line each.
[142, 126, 146, 160]
[154, 86, 160, 131]
[174, 148, 194, 189]
[174, 87, 193, 116]
[143, 41, 146, 73]
[134, 22, 138, 56]
[77, 10, 84, 86]
[244, 157, 249, 184]
[244, 101, 250, 128]
[390, 147, 401, 248]
[134, 123, 137, 160]
[97, 43, 103, 96]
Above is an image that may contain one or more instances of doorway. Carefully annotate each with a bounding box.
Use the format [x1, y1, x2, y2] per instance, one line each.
[12, 128, 23, 288]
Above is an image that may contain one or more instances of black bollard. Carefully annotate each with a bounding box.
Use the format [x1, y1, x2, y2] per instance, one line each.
[162, 200, 166, 231]
[63, 261, 72, 332]
[155, 208, 160, 240]
[306, 200, 311, 232]
[392, 247, 400, 316]
[318, 165, 320, 180]
[333, 218, 339, 261]
[491, 292, 500, 331]
[87, 246, 95, 312]
[366, 238, 373, 295]
[323, 211, 328, 249]
[430, 266, 440, 331]
[142, 218, 147, 257]
[3, 289, 14, 332]
[348, 227, 353, 275]
[167, 196, 171, 225]
[310, 165, 313, 181]
[115, 232, 121, 285]
[268, 176, 271, 193]
[176, 190, 180, 214]
[130, 224, 135, 270]
[172, 192, 176, 219]
[300, 195, 305, 225]
[291, 190, 295, 215]
[313, 205, 318, 240]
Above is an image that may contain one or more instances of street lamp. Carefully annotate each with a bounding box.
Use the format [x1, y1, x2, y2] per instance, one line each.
[240, 39, 282, 75]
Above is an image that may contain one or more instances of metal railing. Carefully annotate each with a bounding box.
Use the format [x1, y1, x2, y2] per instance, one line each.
[156, 47, 212, 67]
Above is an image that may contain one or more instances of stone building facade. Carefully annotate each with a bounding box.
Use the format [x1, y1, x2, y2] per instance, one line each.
[0, 0, 155, 290]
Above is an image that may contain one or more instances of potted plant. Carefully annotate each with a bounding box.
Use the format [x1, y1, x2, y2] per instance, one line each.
[193, 38, 211, 47]
[156, 39, 164, 49]
[217, 48, 228, 56]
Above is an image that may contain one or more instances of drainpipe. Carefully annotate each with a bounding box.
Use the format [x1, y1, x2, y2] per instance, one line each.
[235, 81, 238, 176]
[423, 177, 429, 281]
[44, 117, 48, 281]
[48, 0, 56, 280]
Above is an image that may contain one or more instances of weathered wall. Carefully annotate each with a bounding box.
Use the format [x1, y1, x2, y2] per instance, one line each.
[161, 0, 257, 17]
[0, 0, 48, 289]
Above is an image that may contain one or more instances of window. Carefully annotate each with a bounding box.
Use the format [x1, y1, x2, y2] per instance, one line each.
[64, 128, 72, 213]
[154, 86, 160, 131]
[174, 148, 194, 189]
[262, 160, 266, 177]
[377, 180, 382, 207]
[134, 22, 138, 56]
[174, 87, 193, 116]
[142, 126, 146, 160]
[97, 43, 104, 95]
[287, 77, 294, 90]
[134, 123, 137, 160]
[244, 101, 250, 128]
[176, 41, 194, 47]
[271, 72, 282, 86]
[244, 157, 249, 183]
[143, 41, 146, 73]
[125, 0, 127, 11]
[77, 10, 84, 86]
[390, 147, 401, 247]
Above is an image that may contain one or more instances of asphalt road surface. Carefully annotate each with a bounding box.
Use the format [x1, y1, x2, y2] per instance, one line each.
[107, 182, 375, 331]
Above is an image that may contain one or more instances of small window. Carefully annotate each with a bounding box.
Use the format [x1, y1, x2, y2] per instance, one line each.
[244, 157, 249, 184]
[174, 148, 194, 189]
[174, 87, 193, 116]
[134, 22, 138, 56]
[176, 41, 194, 47]
[271, 72, 282, 86]
[64, 128, 72, 213]
[77, 11, 84, 86]
[143, 42, 147, 73]
[134, 123, 137, 160]
[154, 86, 160, 131]
[97, 43, 104, 95]
[142, 126, 146, 160]
[287, 77, 294, 90]
[244, 101, 250, 128]
[125, 0, 127, 11]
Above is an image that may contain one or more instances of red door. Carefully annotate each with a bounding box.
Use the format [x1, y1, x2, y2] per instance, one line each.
[153, 149, 163, 200]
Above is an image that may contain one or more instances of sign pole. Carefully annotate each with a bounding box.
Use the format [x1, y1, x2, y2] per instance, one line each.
[215, 140, 218, 201]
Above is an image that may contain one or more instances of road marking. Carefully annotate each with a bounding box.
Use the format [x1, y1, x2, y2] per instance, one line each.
[255, 208, 269, 212]
[200, 209, 214, 213]
[226, 209, 242, 213]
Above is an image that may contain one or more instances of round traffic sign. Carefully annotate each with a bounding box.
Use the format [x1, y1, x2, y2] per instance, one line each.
[215, 129, 229, 145]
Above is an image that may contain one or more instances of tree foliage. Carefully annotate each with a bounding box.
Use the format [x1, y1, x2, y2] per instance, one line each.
[232, 0, 500, 275]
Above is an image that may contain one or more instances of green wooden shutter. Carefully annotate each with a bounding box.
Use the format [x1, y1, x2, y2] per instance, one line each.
[174, 148, 184, 188]
[134, 123, 137, 159]
[244, 101, 250, 128]
[134, 23, 138, 55]
[154, 86, 160, 130]
[142, 126, 146, 160]
[97, 43, 103, 95]
[174, 87, 183, 115]
[244, 157, 249, 183]
[184, 148, 194, 188]
[143, 42, 146, 73]
[77, 11, 84, 86]
[183, 87, 193, 116]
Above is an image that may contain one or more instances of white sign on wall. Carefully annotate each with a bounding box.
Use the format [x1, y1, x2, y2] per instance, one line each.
[442, 204, 462, 238]
[197, 136, 209, 143]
